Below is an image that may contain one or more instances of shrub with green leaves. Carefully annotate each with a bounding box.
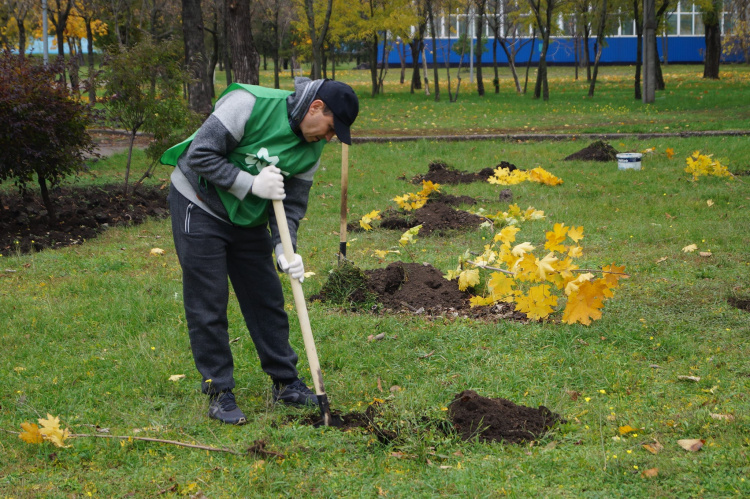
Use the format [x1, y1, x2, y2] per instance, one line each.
[0, 53, 97, 223]
[101, 37, 201, 195]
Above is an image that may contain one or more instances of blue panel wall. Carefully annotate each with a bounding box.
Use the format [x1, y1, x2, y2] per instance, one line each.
[381, 35, 743, 65]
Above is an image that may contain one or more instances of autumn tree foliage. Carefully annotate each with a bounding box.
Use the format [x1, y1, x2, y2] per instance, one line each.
[0, 52, 97, 224]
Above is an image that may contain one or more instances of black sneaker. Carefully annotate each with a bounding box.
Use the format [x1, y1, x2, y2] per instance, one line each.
[208, 391, 247, 425]
[273, 379, 318, 407]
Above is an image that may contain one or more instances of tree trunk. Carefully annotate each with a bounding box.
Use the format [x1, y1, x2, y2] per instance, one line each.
[475, 2, 486, 97]
[587, 0, 607, 97]
[36, 172, 56, 225]
[421, 45, 430, 95]
[493, 36, 500, 93]
[183, 0, 213, 114]
[410, 38, 424, 91]
[703, 8, 721, 79]
[225, 0, 260, 85]
[583, 26, 592, 81]
[304, 0, 333, 79]
[426, 1, 440, 101]
[85, 20, 96, 103]
[524, 29, 536, 94]
[369, 35, 379, 97]
[633, 0, 642, 99]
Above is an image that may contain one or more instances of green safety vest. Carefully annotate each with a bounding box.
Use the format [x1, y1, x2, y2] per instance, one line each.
[160, 83, 325, 227]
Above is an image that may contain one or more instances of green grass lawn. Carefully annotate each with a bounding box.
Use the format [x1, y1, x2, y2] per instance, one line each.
[1, 66, 749, 497]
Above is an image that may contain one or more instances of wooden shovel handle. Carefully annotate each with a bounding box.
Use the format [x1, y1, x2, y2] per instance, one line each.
[272, 199, 325, 396]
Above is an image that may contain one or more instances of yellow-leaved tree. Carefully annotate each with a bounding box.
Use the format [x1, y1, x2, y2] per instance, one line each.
[448, 222, 628, 324]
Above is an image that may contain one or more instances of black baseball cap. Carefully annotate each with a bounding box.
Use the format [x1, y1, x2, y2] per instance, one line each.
[316, 80, 359, 145]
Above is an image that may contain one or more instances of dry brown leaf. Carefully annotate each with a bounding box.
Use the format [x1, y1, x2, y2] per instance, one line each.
[699, 251, 712, 257]
[377, 377, 383, 392]
[642, 441, 664, 454]
[368, 333, 385, 342]
[566, 390, 581, 401]
[677, 439, 705, 452]
[655, 256, 668, 264]
[710, 413, 735, 422]
[389, 385, 402, 393]
[642, 468, 659, 478]
[677, 375, 701, 382]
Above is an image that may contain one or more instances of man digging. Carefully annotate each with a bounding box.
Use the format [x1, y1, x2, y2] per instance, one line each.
[161, 78, 359, 424]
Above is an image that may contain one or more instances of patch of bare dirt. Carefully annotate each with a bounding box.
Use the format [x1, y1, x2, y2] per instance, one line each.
[564, 140, 620, 162]
[0, 185, 168, 255]
[412, 161, 511, 185]
[379, 201, 485, 235]
[448, 390, 565, 443]
[312, 261, 528, 322]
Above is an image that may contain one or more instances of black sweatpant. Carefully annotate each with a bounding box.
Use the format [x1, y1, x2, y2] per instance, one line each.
[169, 185, 299, 394]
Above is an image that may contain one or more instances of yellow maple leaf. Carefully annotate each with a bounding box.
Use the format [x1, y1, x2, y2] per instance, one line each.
[359, 210, 381, 231]
[536, 252, 558, 281]
[515, 284, 558, 320]
[494, 226, 521, 245]
[601, 263, 628, 290]
[568, 245, 583, 258]
[564, 272, 594, 296]
[38, 414, 72, 448]
[665, 147, 675, 159]
[469, 295, 496, 307]
[19, 422, 44, 444]
[399, 225, 422, 246]
[487, 272, 515, 302]
[511, 242, 535, 257]
[545, 223, 568, 252]
[418, 180, 441, 196]
[458, 268, 481, 291]
[567, 226, 584, 243]
[528, 167, 563, 186]
[515, 252, 540, 282]
[562, 280, 608, 325]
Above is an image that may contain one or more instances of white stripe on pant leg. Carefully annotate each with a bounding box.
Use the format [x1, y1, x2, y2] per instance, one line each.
[185, 203, 193, 233]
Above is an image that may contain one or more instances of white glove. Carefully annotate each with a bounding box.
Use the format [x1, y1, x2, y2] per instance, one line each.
[251, 166, 285, 200]
[277, 247, 305, 283]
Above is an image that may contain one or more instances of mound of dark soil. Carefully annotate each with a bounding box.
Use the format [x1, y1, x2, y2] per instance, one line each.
[380, 201, 485, 235]
[564, 140, 619, 162]
[432, 192, 477, 206]
[0, 184, 168, 255]
[312, 260, 528, 322]
[367, 262, 470, 312]
[448, 390, 565, 443]
[412, 161, 499, 184]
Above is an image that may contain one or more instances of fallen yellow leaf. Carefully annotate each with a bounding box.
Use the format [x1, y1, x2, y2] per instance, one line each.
[699, 251, 712, 257]
[682, 244, 698, 253]
[619, 425, 637, 435]
[168, 374, 186, 382]
[150, 248, 166, 256]
[677, 375, 701, 382]
[19, 422, 44, 444]
[38, 414, 71, 448]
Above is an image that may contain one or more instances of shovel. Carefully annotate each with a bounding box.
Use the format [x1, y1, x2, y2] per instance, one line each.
[272, 199, 342, 427]
[339, 143, 349, 260]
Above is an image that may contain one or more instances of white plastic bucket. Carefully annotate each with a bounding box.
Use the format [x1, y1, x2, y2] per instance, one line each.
[617, 153, 642, 170]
